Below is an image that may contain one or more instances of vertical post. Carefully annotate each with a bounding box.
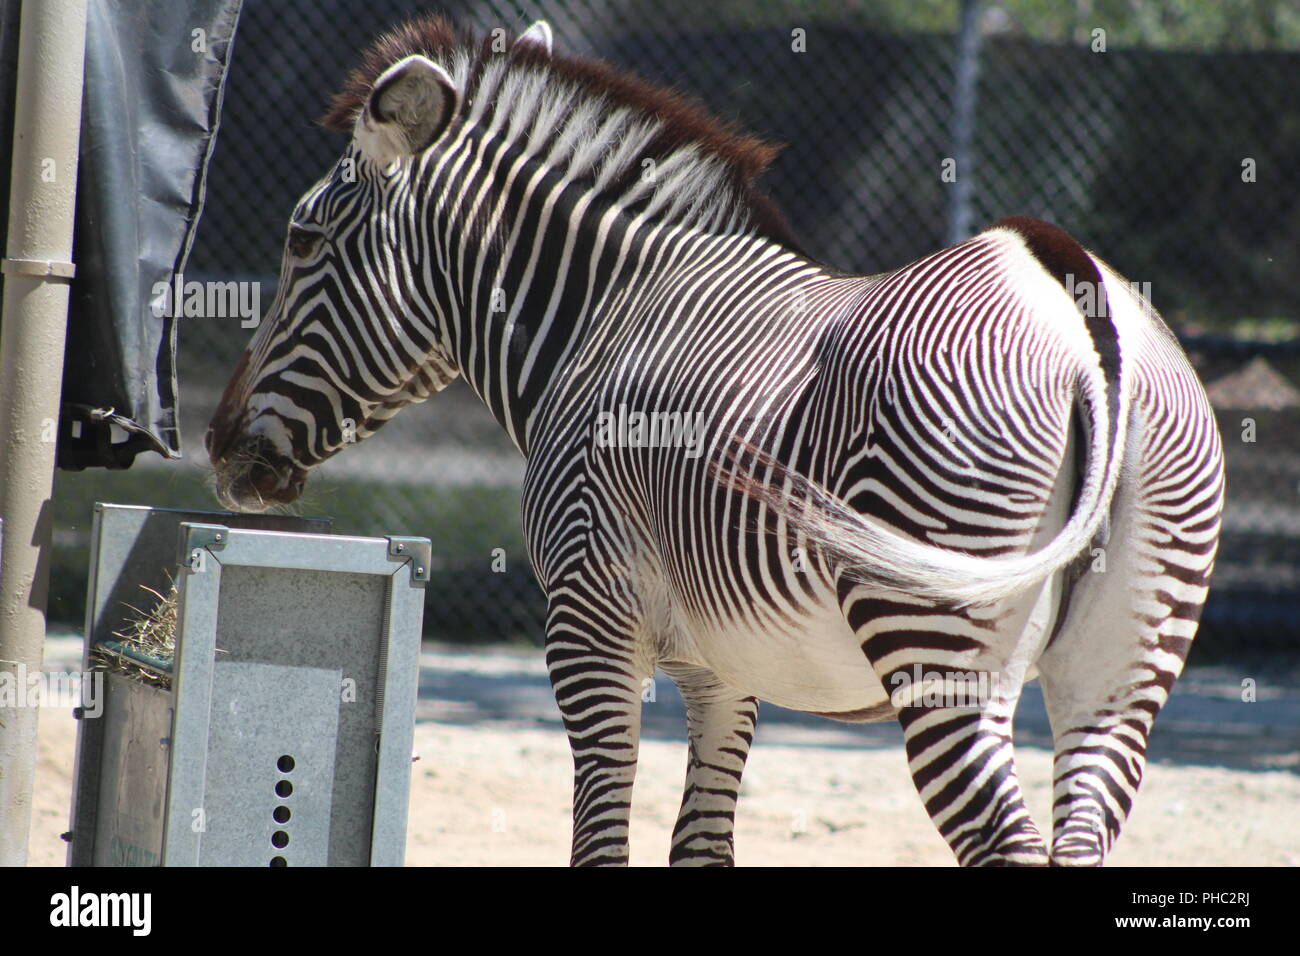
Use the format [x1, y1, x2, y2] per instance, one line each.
[946, 0, 982, 245]
[0, 0, 88, 866]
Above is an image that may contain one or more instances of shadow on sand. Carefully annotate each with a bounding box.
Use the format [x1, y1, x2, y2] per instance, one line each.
[415, 646, 1300, 773]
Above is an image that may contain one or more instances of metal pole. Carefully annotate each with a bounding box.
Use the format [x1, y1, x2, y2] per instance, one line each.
[946, 0, 982, 245]
[0, 0, 88, 866]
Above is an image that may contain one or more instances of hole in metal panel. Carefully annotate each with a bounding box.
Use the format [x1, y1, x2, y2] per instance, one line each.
[272, 830, 289, 849]
[270, 856, 287, 867]
[275, 779, 293, 798]
[277, 754, 295, 773]
[273, 805, 291, 824]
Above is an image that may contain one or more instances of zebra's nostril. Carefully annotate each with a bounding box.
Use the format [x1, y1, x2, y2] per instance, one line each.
[210, 432, 308, 512]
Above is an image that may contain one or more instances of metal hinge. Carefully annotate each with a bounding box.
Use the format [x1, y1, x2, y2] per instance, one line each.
[386, 536, 431, 582]
[179, 522, 229, 573]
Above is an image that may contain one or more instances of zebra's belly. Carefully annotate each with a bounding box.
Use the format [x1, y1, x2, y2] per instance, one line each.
[678, 607, 892, 716]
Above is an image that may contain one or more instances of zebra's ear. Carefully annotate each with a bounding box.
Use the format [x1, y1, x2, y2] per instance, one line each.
[356, 55, 459, 166]
[514, 21, 553, 57]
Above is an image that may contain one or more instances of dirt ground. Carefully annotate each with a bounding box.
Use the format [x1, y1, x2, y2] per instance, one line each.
[26, 641, 1300, 866]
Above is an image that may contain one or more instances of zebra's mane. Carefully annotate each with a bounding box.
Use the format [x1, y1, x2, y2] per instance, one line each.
[321, 15, 801, 249]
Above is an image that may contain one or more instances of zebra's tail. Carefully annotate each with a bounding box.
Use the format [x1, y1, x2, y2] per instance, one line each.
[717, 220, 1131, 608]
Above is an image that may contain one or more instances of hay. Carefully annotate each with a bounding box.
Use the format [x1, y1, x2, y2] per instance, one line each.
[92, 580, 179, 687]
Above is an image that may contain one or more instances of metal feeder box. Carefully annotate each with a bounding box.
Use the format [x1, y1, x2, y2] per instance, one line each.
[68, 503, 429, 866]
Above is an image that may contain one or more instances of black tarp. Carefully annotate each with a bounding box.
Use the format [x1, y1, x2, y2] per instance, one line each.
[0, 0, 242, 469]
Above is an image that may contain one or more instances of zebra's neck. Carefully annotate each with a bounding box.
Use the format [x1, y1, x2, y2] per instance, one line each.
[420, 53, 796, 452]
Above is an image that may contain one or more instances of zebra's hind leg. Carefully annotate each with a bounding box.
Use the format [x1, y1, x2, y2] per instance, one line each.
[545, 595, 654, 867]
[1034, 569, 1202, 866]
[1035, 455, 1220, 866]
[841, 583, 1053, 866]
[660, 664, 758, 866]
[892, 682, 1049, 866]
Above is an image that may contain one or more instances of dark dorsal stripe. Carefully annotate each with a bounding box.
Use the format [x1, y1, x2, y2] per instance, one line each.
[987, 215, 1097, 290]
[987, 216, 1121, 442]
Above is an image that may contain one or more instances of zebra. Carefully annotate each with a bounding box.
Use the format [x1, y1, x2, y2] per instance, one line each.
[206, 16, 1225, 866]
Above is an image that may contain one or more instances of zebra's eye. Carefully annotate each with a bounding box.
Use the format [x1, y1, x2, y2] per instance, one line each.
[287, 226, 324, 259]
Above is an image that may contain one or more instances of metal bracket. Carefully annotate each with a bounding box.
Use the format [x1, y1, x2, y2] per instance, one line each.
[1, 256, 76, 279]
[386, 536, 431, 582]
[178, 522, 229, 573]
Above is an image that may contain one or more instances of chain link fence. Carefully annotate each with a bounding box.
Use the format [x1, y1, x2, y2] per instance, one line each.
[106, 0, 1299, 652]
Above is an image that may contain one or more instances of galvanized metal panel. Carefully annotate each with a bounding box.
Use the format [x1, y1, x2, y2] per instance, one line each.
[207, 562, 386, 865]
[199, 662, 340, 867]
[206, 529, 428, 579]
[73, 508, 426, 867]
[70, 503, 331, 866]
[370, 563, 426, 866]
[159, 543, 223, 866]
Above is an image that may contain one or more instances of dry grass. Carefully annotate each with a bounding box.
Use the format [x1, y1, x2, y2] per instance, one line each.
[90, 580, 179, 687]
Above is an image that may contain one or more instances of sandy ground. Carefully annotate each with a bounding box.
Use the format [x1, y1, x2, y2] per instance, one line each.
[26, 640, 1300, 866]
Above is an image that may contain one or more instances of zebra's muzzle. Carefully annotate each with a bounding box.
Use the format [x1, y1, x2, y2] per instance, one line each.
[209, 432, 308, 513]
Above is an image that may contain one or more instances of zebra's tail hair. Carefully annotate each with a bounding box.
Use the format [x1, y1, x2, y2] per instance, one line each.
[715, 257, 1132, 608]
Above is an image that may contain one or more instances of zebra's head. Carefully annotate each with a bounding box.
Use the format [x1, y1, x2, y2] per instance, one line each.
[207, 20, 557, 511]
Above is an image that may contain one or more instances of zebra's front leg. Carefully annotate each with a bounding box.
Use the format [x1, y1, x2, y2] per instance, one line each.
[843, 584, 1051, 866]
[545, 595, 653, 867]
[660, 664, 758, 866]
